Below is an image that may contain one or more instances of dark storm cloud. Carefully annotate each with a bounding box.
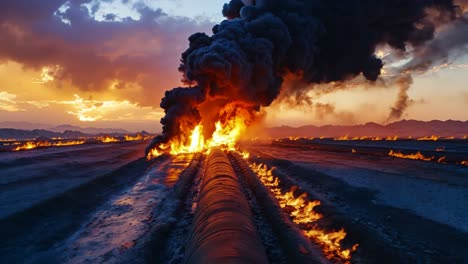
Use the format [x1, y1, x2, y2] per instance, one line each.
[0, 0, 65, 21]
[0, 0, 212, 106]
[147, 0, 465, 155]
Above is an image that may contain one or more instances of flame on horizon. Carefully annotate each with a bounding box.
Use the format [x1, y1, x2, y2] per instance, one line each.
[417, 135, 440, 141]
[97, 136, 120, 143]
[6, 133, 149, 152]
[388, 150, 434, 161]
[13, 140, 86, 151]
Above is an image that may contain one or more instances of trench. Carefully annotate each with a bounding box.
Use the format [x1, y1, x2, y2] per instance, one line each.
[160, 149, 336, 264]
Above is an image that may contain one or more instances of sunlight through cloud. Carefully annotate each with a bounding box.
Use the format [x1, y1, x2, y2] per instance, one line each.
[0, 91, 22, 112]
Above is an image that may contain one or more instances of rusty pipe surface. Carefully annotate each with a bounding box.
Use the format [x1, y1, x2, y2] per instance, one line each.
[184, 148, 268, 264]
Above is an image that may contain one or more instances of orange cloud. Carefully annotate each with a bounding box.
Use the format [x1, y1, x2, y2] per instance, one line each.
[0, 91, 23, 112]
[63, 94, 163, 122]
[0, 1, 212, 107]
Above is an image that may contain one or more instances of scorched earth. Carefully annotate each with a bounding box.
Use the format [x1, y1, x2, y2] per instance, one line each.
[0, 138, 467, 263]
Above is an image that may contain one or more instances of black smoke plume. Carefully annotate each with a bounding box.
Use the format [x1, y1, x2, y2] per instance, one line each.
[147, 87, 205, 154]
[383, 10, 467, 121]
[147, 0, 464, 156]
[387, 75, 414, 121]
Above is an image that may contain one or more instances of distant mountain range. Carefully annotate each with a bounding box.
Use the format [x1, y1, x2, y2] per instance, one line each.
[0, 122, 131, 135]
[1, 120, 467, 141]
[47, 125, 130, 134]
[0, 122, 153, 140]
[266, 120, 468, 138]
[0, 122, 51, 130]
[0, 129, 86, 140]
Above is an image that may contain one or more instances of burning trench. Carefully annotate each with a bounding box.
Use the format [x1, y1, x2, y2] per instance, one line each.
[388, 150, 468, 166]
[248, 162, 358, 262]
[228, 152, 359, 263]
[143, 109, 359, 261]
[145, 144, 359, 262]
[150, 146, 359, 263]
[1, 133, 152, 152]
[143, 0, 468, 261]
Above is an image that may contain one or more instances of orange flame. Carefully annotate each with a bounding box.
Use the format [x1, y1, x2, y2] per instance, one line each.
[148, 147, 164, 158]
[417, 135, 439, 141]
[335, 135, 351, 140]
[305, 229, 359, 260]
[250, 162, 358, 262]
[147, 108, 250, 159]
[98, 136, 119, 143]
[13, 140, 85, 151]
[124, 134, 143, 141]
[151, 124, 205, 159]
[208, 117, 245, 151]
[334, 135, 392, 141]
[388, 150, 434, 161]
[53, 140, 86, 147]
[13, 141, 42, 151]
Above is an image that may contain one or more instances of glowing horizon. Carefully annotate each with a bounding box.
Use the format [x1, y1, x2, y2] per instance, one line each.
[0, 0, 467, 133]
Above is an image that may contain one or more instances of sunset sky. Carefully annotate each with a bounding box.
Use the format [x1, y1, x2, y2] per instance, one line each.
[0, 0, 467, 133]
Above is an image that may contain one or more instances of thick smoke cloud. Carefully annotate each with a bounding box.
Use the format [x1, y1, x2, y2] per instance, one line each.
[147, 0, 466, 155]
[222, 0, 244, 19]
[0, 0, 212, 106]
[145, 86, 205, 154]
[384, 11, 468, 121]
[402, 14, 468, 73]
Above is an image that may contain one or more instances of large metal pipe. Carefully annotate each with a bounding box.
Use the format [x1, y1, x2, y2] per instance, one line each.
[184, 149, 268, 264]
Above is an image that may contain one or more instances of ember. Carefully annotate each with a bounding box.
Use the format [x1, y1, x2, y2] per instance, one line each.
[124, 134, 144, 141]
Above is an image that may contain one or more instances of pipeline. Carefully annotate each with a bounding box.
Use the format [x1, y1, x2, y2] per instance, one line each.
[184, 148, 268, 264]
